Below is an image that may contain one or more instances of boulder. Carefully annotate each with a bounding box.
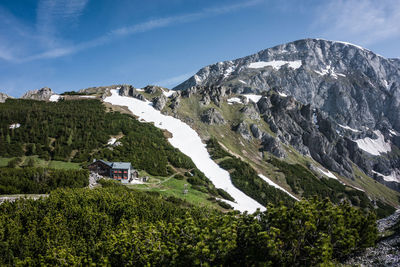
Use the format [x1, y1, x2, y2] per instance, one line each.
[201, 108, 225, 125]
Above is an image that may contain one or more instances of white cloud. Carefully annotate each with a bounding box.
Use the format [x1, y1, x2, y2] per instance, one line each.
[0, 0, 264, 63]
[153, 71, 196, 88]
[316, 0, 400, 45]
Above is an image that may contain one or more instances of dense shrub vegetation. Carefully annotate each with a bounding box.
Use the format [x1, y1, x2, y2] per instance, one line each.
[207, 138, 295, 206]
[268, 158, 395, 218]
[0, 167, 88, 194]
[0, 99, 193, 176]
[0, 184, 377, 266]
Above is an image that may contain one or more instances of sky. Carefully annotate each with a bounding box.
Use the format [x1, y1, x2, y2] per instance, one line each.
[0, 0, 399, 97]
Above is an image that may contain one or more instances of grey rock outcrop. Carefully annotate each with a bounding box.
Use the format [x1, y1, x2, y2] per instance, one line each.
[240, 104, 260, 120]
[182, 85, 231, 106]
[201, 108, 225, 125]
[234, 121, 252, 140]
[261, 133, 287, 158]
[144, 85, 159, 94]
[175, 38, 400, 132]
[0, 92, 12, 103]
[250, 124, 264, 139]
[152, 94, 167, 111]
[21, 87, 54, 101]
[118, 85, 146, 101]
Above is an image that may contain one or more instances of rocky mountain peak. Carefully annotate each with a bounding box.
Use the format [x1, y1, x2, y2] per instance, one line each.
[174, 38, 400, 132]
[0, 92, 13, 103]
[21, 87, 55, 101]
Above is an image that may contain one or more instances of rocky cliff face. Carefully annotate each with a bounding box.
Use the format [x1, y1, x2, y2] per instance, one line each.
[0, 92, 12, 103]
[173, 39, 400, 191]
[174, 38, 400, 133]
[21, 87, 55, 101]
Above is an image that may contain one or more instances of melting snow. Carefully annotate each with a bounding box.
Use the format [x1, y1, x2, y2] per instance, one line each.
[242, 94, 262, 103]
[238, 79, 247, 85]
[355, 130, 391, 156]
[9, 123, 21, 129]
[278, 92, 288, 97]
[314, 65, 345, 79]
[49, 95, 60, 102]
[389, 129, 398, 136]
[316, 167, 338, 180]
[163, 90, 175, 98]
[248, 60, 302, 70]
[338, 124, 361, 133]
[107, 138, 117, 145]
[372, 170, 400, 183]
[104, 90, 265, 213]
[227, 97, 243, 105]
[194, 74, 202, 83]
[224, 66, 235, 78]
[258, 174, 299, 200]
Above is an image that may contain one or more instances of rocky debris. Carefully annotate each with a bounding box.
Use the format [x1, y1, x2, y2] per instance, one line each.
[257, 97, 272, 114]
[240, 104, 260, 120]
[234, 121, 252, 141]
[152, 94, 167, 111]
[118, 84, 146, 101]
[144, 85, 159, 94]
[89, 172, 102, 189]
[201, 108, 226, 125]
[169, 91, 181, 110]
[345, 210, 400, 267]
[261, 133, 287, 158]
[250, 124, 264, 139]
[182, 85, 231, 106]
[21, 87, 55, 101]
[0, 92, 12, 103]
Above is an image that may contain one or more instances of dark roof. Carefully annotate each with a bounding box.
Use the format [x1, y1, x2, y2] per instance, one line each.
[98, 160, 113, 167]
[111, 162, 132, 169]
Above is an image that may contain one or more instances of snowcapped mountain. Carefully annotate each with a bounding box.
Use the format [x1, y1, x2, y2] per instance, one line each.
[174, 38, 400, 133]
[173, 38, 400, 191]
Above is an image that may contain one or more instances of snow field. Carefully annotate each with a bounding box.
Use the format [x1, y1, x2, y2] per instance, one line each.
[104, 90, 265, 213]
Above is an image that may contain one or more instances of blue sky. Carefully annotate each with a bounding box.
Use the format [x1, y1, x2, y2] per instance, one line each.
[1, 0, 399, 97]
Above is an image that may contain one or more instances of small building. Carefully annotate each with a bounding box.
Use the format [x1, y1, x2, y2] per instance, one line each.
[88, 159, 138, 183]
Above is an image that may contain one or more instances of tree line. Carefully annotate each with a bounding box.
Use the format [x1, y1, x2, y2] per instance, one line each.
[0, 183, 377, 266]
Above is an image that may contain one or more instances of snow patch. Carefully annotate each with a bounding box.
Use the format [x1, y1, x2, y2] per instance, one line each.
[278, 92, 287, 97]
[9, 123, 21, 129]
[248, 60, 302, 70]
[355, 130, 391, 156]
[107, 138, 117, 145]
[316, 167, 338, 180]
[194, 74, 202, 83]
[389, 129, 398, 136]
[227, 97, 243, 105]
[49, 95, 60, 102]
[79, 95, 96, 98]
[372, 170, 400, 183]
[104, 90, 265, 213]
[162, 90, 175, 98]
[242, 94, 262, 103]
[338, 124, 361, 133]
[136, 88, 144, 92]
[238, 79, 247, 85]
[314, 65, 345, 79]
[224, 66, 235, 78]
[258, 174, 299, 200]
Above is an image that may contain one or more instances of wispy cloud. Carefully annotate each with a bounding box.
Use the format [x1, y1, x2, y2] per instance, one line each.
[0, 0, 263, 63]
[36, 0, 89, 47]
[153, 71, 197, 88]
[316, 0, 400, 45]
